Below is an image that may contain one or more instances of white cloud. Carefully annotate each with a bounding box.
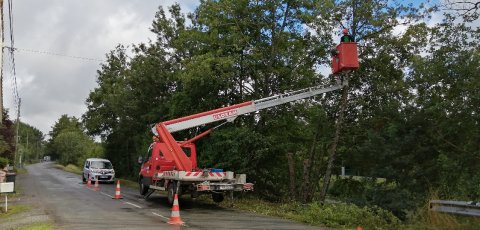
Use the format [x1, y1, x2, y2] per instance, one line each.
[2, 0, 199, 136]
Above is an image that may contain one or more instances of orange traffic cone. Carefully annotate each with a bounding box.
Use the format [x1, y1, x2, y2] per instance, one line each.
[112, 180, 123, 199]
[94, 177, 100, 191]
[86, 176, 92, 188]
[167, 193, 184, 225]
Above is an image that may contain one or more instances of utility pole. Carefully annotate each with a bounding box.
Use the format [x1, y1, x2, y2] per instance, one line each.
[14, 98, 20, 167]
[36, 141, 38, 163]
[24, 131, 28, 164]
[0, 0, 4, 123]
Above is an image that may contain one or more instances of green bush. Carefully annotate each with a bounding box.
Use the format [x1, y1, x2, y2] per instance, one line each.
[210, 197, 400, 229]
[330, 177, 366, 200]
[303, 202, 401, 229]
[0, 157, 8, 169]
[329, 177, 417, 220]
[365, 186, 417, 220]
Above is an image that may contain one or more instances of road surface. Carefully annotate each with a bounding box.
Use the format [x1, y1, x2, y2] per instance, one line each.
[19, 162, 326, 229]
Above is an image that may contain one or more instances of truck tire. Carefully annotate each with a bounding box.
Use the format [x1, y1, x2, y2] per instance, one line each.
[82, 174, 86, 183]
[212, 193, 224, 203]
[139, 179, 149, 196]
[167, 182, 177, 205]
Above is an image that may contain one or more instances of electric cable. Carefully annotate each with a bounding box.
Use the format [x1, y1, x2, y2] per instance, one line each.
[4, 46, 104, 62]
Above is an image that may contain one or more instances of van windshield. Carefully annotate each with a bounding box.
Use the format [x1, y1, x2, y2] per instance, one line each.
[91, 161, 113, 169]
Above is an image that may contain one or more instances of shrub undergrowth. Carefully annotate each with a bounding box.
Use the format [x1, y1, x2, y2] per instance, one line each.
[204, 196, 400, 229]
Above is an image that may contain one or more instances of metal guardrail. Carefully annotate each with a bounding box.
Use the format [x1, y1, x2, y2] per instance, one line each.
[429, 200, 480, 217]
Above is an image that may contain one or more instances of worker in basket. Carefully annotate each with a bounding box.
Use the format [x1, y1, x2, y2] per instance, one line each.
[340, 28, 355, 43]
[331, 28, 355, 57]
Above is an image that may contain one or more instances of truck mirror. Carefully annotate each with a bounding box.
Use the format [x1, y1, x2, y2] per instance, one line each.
[137, 156, 144, 164]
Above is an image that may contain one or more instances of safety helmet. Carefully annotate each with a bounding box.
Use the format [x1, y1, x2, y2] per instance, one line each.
[342, 28, 348, 34]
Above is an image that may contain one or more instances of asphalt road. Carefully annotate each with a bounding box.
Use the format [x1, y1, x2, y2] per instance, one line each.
[19, 162, 326, 230]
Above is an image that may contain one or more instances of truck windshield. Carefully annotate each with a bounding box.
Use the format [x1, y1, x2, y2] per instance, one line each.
[91, 161, 113, 169]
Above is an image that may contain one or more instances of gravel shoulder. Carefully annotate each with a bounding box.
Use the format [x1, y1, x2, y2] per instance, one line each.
[0, 172, 52, 230]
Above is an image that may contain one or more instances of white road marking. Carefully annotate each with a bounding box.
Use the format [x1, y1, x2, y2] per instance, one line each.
[152, 212, 169, 220]
[153, 212, 189, 226]
[99, 190, 142, 209]
[100, 192, 114, 198]
[124, 201, 142, 208]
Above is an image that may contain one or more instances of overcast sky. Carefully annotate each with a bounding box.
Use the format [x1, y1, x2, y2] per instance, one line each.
[3, 0, 199, 137]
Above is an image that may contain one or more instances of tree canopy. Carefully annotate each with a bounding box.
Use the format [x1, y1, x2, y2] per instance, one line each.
[47, 115, 104, 166]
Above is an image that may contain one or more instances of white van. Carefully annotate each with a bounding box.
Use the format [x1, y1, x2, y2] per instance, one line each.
[83, 158, 115, 183]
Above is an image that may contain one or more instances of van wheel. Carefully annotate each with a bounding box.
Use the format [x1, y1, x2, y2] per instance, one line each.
[139, 179, 149, 196]
[82, 174, 86, 183]
[212, 193, 224, 203]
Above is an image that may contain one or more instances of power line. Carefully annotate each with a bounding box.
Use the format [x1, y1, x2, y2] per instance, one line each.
[4, 46, 104, 62]
[7, 0, 19, 111]
[3, 52, 17, 104]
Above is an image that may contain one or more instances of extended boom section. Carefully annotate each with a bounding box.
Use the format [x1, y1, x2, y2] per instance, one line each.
[254, 83, 344, 110]
[163, 82, 347, 133]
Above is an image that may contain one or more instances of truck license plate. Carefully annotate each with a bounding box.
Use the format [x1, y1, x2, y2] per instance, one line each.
[219, 185, 233, 190]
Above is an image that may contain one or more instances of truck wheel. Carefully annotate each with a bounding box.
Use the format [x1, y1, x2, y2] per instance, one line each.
[139, 179, 149, 196]
[212, 193, 224, 203]
[82, 174, 86, 183]
[167, 182, 177, 205]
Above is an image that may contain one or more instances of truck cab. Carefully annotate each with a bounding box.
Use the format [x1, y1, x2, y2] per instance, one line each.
[139, 142, 197, 176]
[138, 141, 199, 195]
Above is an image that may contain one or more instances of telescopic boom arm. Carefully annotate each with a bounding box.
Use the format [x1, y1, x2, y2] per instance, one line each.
[153, 81, 347, 172]
[162, 82, 346, 133]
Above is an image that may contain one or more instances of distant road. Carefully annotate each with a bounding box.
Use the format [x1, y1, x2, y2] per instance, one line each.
[20, 162, 326, 230]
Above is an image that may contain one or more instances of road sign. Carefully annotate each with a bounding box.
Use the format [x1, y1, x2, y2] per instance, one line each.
[1, 182, 14, 212]
[0, 182, 14, 193]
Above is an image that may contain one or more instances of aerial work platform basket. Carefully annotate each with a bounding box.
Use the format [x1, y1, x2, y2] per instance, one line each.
[332, 42, 359, 74]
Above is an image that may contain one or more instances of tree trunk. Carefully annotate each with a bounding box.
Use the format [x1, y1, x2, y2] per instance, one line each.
[301, 115, 326, 203]
[319, 84, 349, 203]
[302, 159, 311, 203]
[287, 152, 296, 200]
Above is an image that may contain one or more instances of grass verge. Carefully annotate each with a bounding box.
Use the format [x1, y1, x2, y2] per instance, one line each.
[0, 204, 30, 219]
[118, 178, 138, 188]
[18, 222, 53, 230]
[0, 204, 53, 230]
[15, 167, 28, 174]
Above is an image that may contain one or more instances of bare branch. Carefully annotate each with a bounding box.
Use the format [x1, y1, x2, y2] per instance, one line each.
[441, 0, 480, 21]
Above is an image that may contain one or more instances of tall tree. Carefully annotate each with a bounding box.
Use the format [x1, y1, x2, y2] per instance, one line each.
[17, 122, 44, 164]
[0, 110, 16, 163]
[403, 14, 480, 198]
[310, 0, 429, 203]
[47, 115, 102, 166]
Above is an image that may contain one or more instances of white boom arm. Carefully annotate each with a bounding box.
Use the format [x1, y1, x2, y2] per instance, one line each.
[162, 82, 346, 133]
